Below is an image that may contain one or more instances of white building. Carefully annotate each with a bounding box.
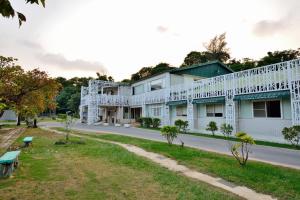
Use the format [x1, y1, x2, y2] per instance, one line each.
[80, 59, 300, 142]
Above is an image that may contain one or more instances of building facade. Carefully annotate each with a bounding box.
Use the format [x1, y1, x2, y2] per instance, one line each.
[80, 59, 300, 142]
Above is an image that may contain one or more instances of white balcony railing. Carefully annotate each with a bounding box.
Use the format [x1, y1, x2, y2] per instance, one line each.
[97, 94, 130, 106]
[169, 85, 187, 101]
[144, 89, 166, 104]
[81, 59, 300, 108]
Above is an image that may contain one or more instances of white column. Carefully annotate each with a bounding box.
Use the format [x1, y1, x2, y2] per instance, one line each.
[225, 74, 238, 133]
[288, 61, 300, 125]
[186, 85, 195, 131]
[87, 80, 98, 125]
[162, 104, 170, 126]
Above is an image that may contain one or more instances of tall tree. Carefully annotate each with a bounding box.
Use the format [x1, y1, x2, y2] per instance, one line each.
[0, 57, 60, 126]
[0, 0, 45, 26]
[151, 63, 174, 75]
[181, 51, 209, 67]
[131, 63, 174, 82]
[96, 72, 114, 82]
[227, 58, 256, 71]
[257, 49, 300, 67]
[204, 32, 230, 62]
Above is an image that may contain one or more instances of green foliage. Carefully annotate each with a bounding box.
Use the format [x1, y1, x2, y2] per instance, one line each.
[96, 72, 114, 81]
[206, 121, 218, 135]
[181, 51, 209, 67]
[220, 123, 233, 137]
[227, 49, 300, 71]
[140, 117, 153, 128]
[204, 32, 230, 62]
[152, 118, 161, 128]
[174, 119, 189, 133]
[57, 114, 67, 119]
[230, 132, 255, 166]
[0, 0, 45, 26]
[282, 126, 300, 147]
[161, 126, 179, 145]
[131, 63, 175, 82]
[55, 77, 92, 114]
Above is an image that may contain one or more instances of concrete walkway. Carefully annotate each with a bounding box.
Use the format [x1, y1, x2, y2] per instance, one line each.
[47, 127, 275, 200]
[0, 128, 25, 150]
[41, 122, 300, 170]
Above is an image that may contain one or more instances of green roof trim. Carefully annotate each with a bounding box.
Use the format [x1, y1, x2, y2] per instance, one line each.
[193, 96, 225, 104]
[131, 60, 233, 84]
[166, 100, 187, 106]
[170, 60, 233, 78]
[233, 90, 290, 101]
[171, 60, 233, 74]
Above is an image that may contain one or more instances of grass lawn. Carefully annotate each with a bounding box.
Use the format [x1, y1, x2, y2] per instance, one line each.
[0, 128, 240, 200]
[138, 126, 300, 150]
[55, 128, 300, 200]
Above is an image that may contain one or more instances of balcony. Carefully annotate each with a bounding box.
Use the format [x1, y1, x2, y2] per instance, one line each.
[192, 59, 300, 99]
[97, 94, 130, 106]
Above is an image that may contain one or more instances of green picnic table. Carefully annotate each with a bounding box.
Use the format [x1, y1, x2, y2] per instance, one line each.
[23, 136, 33, 147]
[0, 150, 21, 177]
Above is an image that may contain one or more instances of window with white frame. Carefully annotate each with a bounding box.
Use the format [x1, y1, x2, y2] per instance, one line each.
[176, 106, 187, 116]
[132, 84, 144, 95]
[253, 100, 281, 118]
[150, 79, 163, 91]
[206, 104, 223, 117]
[151, 106, 162, 117]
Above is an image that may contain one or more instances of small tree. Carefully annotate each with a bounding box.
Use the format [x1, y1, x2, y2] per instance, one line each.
[230, 132, 255, 166]
[175, 119, 189, 134]
[206, 121, 218, 136]
[152, 118, 161, 128]
[161, 126, 179, 145]
[58, 112, 74, 142]
[282, 126, 300, 147]
[220, 123, 233, 137]
[175, 119, 184, 131]
[182, 121, 189, 134]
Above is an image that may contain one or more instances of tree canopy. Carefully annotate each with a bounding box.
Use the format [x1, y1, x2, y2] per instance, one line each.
[227, 49, 300, 71]
[0, 55, 60, 125]
[204, 32, 230, 62]
[0, 0, 45, 26]
[131, 63, 175, 82]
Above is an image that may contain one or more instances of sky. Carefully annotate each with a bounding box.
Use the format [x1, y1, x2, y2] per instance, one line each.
[0, 0, 300, 81]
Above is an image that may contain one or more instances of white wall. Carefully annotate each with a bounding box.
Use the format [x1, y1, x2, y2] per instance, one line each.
[169, 105, 187, 125]
[131, 72, 170, 94]
[238, 98, 292, 142]
[196, 104, 226, 134]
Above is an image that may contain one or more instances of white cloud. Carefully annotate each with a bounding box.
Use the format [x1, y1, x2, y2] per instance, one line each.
[37, 53, 106, 73]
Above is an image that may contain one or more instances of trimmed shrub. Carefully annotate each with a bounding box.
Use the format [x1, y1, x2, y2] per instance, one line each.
[220, 123, 233, 137]
[152, 118, 161, 128]
[282, 126, 300, 147]
[206, 121, 218, 136]
[143, 117, 153, 128]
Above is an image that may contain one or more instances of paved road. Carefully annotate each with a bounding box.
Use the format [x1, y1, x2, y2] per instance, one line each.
[41, 122, 300, 169]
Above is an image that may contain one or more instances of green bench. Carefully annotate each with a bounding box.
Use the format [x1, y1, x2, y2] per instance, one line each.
[0, 150, 21, 177]
[23, 136, 33, 147]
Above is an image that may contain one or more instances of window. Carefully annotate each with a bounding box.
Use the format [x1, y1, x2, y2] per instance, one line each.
[132, 84, 144, 95]
[253, 100, 281, 118]
[206, 104, 223, 117]
[176, 106, 187, 116]
[151, 107, 162, 117]
[150, 79, 163, 91]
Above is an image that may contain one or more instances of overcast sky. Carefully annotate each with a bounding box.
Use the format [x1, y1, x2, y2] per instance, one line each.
[1, 0, 299, 81]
